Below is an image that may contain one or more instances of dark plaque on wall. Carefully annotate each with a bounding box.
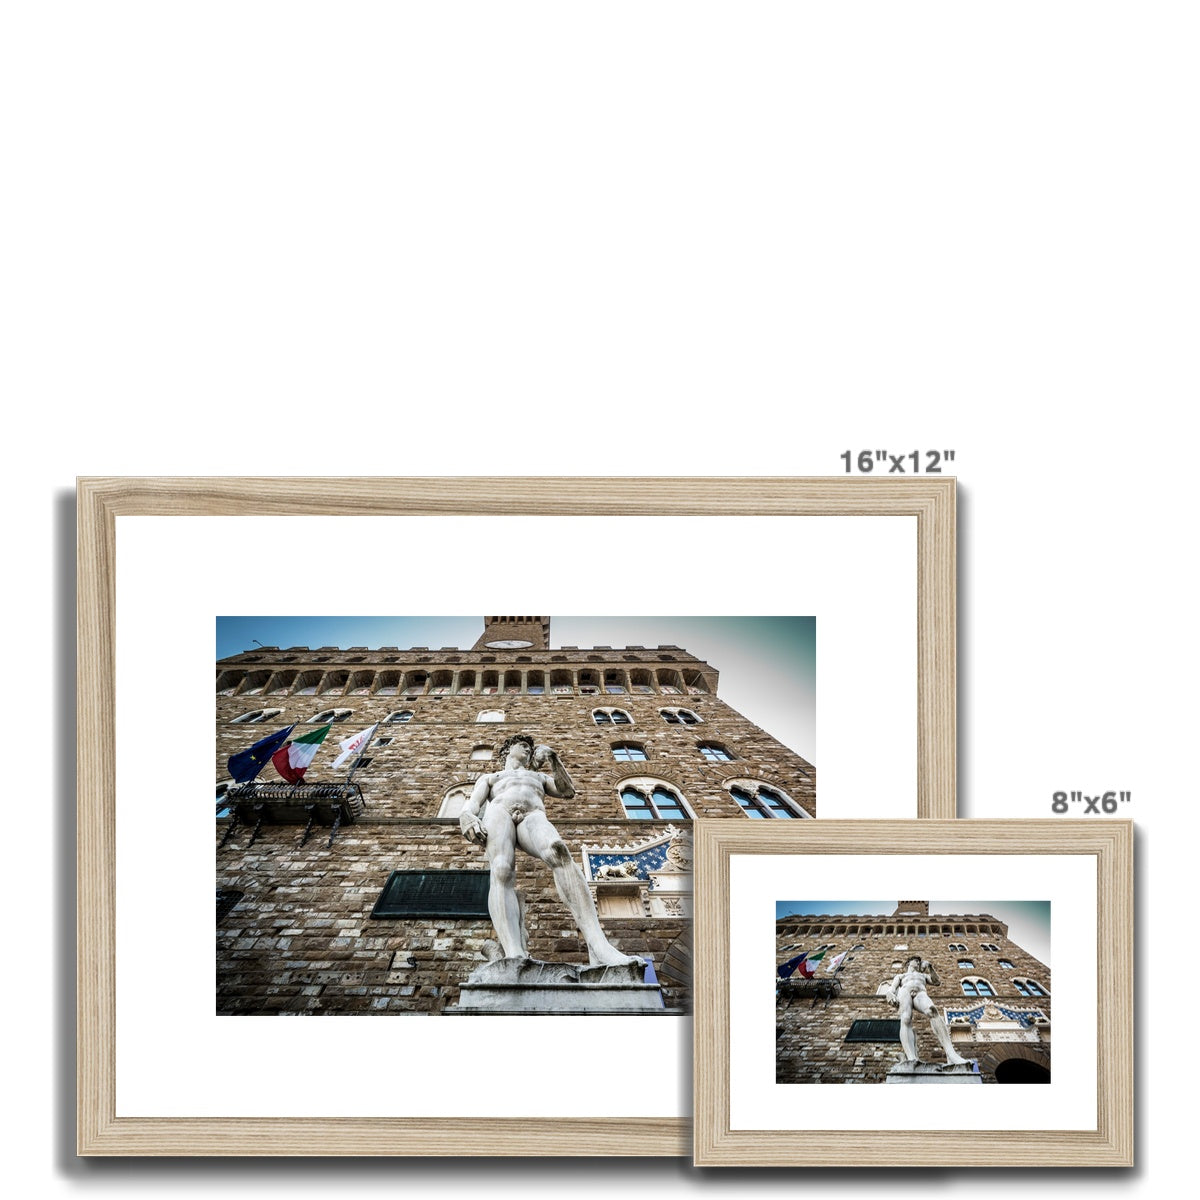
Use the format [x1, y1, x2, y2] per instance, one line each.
[370, 869, 491, 919]
[844, 1019, 901, 1043]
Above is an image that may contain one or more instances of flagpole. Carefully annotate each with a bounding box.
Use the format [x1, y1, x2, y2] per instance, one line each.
[343, 724, 379, 795]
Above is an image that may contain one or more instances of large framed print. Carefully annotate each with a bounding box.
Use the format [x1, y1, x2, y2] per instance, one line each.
[77, 476, 956, 1155]
[693, 819, 1133, 1167]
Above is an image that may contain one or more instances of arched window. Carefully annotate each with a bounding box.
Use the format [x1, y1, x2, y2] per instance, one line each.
[611, 743, 648, 762]
[618, 779, 693, 821]
[476, 710, 505, 723]
[470, 745, 493, 760]
[660, 708, 701, 725]
[981, 942, 1000, 952]
[310, 708, 352, 723]
[438, 784, 474, 818]
[230, 708, 282, 724]
[592, 708, 632, 726]
[999, 959, 1014, 969]
[961, 976, 995, 997]
[949, 943, 967, 953]
[957, 959, 974, 969]
[384, 710, 414, 724]
[727, 781, 810, 819]
[698, 743, 733, 762]
[1013, 978, 1048, 997]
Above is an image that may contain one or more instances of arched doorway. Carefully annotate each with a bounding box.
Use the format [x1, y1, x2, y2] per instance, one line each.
[995, 1057, 1051, 1083]
[974, 1043, 1051, 1083]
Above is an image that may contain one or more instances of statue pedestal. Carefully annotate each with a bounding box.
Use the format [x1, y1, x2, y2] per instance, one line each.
[449, 956, 669, 1014]
[885, 1060, 982, 1085]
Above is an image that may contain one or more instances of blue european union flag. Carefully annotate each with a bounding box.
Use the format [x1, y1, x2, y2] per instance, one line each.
[778, 952, 808, 979]
[227, 725, 294, 783]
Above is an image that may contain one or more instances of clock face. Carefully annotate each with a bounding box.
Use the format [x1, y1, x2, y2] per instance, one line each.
[485, 639, 533, 649]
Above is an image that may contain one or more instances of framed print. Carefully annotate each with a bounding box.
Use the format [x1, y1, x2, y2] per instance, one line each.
[77, 476, 955, 1156]
[693, 819, 1133, 1167]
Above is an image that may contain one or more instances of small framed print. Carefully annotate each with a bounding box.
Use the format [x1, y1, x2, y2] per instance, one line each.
[77, 477, 955, 1155]
[692, 819, 1133, 1167]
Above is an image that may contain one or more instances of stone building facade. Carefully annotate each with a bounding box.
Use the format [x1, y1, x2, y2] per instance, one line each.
[776, 901, 1051, 1083]
[216, 616, 816, 1015]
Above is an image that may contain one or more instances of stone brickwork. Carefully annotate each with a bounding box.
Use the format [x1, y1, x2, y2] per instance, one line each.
[776, 903, 1051, 1083]
[216, 644, 814, 821]
[217, 820, 690, 1014]
[217, 619, 815, 1014]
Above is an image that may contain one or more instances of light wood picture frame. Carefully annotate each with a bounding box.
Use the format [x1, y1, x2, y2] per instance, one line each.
[693, 819, 1133, 1167]
[77, 476, 956, 1156]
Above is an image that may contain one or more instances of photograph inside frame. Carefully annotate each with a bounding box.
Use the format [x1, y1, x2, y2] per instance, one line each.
[776, 900, 1051, 1085]
[216, 614, 816, 1017]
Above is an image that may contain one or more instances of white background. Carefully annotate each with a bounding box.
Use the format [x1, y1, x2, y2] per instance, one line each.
[6, 0, 1189, 1193]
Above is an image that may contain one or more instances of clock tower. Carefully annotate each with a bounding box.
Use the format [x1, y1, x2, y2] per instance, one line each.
[471, 615, 551, 651]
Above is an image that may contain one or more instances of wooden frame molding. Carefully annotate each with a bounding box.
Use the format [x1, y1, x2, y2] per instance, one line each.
[77, 476, 955, 1156]
[693, 819, 1133, 1167]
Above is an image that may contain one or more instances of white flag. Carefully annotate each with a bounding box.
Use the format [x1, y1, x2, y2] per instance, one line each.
[825, 951, 847, 973]
[332, 724, 378, 769]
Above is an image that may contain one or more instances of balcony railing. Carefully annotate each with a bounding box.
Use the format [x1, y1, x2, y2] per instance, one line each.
[219, 780, 366, 849]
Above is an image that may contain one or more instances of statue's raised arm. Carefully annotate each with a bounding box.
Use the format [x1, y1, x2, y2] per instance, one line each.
[532, 743, 576, 799]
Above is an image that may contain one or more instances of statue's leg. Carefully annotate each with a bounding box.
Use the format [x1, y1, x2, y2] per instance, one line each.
[914, 993, 969, 1065]
[519, 813, 641, 968]
[483, 808, 527, 959]
[897, 992, 919, 1060]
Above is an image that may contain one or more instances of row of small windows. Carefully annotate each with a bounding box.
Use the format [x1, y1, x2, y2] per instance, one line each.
[232, 707, 707, 728]
[226, 720, 761, 781]
[961, 977, 1048, 997]
[592, 708, 701, 726]
[219, 667, 710, 699]
[781, 927, 1009, 941]
[421, 777, 804, 823]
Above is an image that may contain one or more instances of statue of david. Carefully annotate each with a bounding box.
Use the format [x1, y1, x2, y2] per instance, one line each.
[885, 956, 972, 1066]
[459, 734, 640, 969]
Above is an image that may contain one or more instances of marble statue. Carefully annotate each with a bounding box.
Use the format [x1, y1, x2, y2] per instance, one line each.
[459, 734, 640, 968]
[885, 956, 971, 1066]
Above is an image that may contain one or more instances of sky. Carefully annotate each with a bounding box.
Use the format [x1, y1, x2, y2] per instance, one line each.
[216, 615, 817, 762]
[775, 900, 1052, 966]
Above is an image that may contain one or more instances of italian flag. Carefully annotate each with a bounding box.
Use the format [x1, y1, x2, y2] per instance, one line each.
[797, 948, 827, 978]
[271, 724, 332, 783]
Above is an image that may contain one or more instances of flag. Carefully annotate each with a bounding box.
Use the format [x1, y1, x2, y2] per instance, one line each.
[825, 951, 847, 973]
[271, 724, 333, 783]
[332, 723, 378, 769]
[227, 725, 294, 783]
[778, 952, 808, 979]
[797, 948, 827, 978]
